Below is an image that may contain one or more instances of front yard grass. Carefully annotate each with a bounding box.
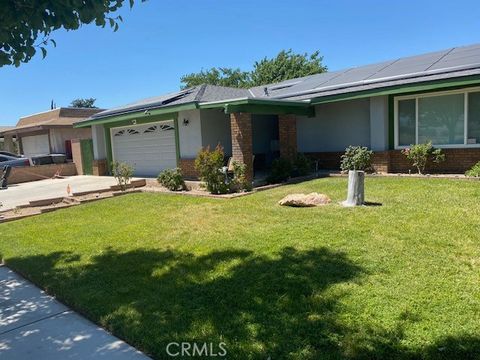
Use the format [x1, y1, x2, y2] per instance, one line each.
[1, 177, 479, 359]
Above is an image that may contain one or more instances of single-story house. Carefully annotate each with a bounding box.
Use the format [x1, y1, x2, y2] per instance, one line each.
[75, 43, 480, 179]
[1, 107, 102, 158]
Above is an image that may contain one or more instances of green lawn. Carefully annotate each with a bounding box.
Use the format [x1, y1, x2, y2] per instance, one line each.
[1, 177, 480, 359]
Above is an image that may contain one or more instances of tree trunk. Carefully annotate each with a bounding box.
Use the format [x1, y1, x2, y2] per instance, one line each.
[342, 170, 365, 207]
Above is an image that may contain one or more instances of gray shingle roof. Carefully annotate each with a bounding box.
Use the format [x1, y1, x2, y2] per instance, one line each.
[85, 43, 480, 121]
[89, 85, 250, 120]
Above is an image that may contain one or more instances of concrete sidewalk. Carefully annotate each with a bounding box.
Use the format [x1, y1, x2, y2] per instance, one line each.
[0, 176, 119, 211]
[0, 266, 150, 359]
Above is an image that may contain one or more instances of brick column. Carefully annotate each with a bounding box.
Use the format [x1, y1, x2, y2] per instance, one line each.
[279, 114, 297, 160]
[230, 112, 253, 181]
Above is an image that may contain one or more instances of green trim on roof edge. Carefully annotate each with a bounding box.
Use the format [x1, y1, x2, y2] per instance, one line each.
[75, 103, 197, 128]
[310, 75, 480, 105]
[224, 103, 314, 116]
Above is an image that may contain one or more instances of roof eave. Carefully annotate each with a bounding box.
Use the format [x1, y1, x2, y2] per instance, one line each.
[74, 102, 199, 128]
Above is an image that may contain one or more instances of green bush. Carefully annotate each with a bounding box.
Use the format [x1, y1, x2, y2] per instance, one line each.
[340, 146, 373, 172]
[402, 142, 445, 175]
[465, 161, 480, 177]
[194, 145, 229, 194]
[157, 168, 185, 191]
[111, 161, 134, 191]
[293, 153, 313, 176]
[230, 161, 252, 192]
[267, 157, 293, 184]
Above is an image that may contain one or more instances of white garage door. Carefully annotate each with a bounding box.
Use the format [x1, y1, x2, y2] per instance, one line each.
[111, 121, 177, 177]
[22, 134, 50, 157]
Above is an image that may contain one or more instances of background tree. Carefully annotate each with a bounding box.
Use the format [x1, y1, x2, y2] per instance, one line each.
[250, 50, 327, 86]
[70, 98, 98, 108]
[180, 68, 250, 89]
[0, 0, 143, 67]
[180, 49, 327, 89]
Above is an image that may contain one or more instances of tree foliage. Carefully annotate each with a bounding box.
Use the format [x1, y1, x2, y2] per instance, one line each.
[180, 68, 250, 89]
[70, 98, 98, 108]
[0, 0, 143, 67]
[180, 49, 327, 89]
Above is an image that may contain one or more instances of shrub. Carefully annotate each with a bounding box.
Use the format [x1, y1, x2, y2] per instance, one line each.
[402, 142, 445, 175]
[266, 157, 293, 184]
[195, 145, 229, 194]
[157, 168, 185, 191]
[465, 161, 480, 177]
[230, 161, 252, 192]
[293, 153, 313, 176]
[340, 146, 373, 172]
[111, 161, 134, 191]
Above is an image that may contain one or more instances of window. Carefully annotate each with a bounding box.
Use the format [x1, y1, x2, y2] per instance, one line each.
[395, 88, 480, 148]
[468, 92, 480, 144]
[398, 99, 416, 146]
[418, 93, 464, 145]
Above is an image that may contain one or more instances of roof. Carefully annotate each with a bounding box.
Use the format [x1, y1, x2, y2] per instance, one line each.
[87, 85, 250, 120]
[253, 43, 480, 100]
[2, 108, 103, 135]
[79, 43, 480, 122]
[0, 126, 14, 133]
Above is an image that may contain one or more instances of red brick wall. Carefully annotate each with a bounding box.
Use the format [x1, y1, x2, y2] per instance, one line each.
[306, 148, 480, 174]
[179, 158, 198, 179]
[230, 112, 253, 181]
[9, 163, 77, 184]
[388, 148, 480, 174]
[278, 114, 297, 160]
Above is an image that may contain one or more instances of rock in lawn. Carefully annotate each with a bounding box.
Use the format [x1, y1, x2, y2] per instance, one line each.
[279, 193, 331, 207]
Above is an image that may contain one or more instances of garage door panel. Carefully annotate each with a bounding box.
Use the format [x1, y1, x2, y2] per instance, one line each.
[111, 121, 177, 177]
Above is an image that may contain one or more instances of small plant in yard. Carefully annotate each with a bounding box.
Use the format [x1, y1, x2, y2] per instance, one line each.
[340, 146, 373, 172]
[465, 161, 480, 177]
[195, 145, 229, 194]
[111, 161, 134, 191]
[157, 168, 185, 191]
[402, 142, 445, 175]
[293, 153, 313, 176]
[266, 157, 293, 184]
[230, 161, 252, 192]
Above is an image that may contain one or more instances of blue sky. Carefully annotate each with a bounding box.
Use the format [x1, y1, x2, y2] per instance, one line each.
[1, 0, 479, 125]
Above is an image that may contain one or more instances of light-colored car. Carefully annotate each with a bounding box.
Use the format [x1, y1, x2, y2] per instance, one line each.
[0, 154, 31, 168]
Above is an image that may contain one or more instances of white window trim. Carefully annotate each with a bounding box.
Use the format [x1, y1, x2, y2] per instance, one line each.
[394, 87, 480, 149]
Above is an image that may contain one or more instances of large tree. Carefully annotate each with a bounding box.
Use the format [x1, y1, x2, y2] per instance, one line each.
[70, 98, 98, 108]
[180, 68, 250, 89]
[0, 0, 143, 67]
[180, 49, 327, 89]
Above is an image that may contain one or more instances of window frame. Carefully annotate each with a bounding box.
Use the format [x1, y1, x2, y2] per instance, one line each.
[394, 87, 480, 149]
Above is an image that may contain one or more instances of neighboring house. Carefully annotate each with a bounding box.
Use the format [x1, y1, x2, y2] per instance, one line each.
[0, 126, 16, 152]
[75, 43, 480, 179]
[1, 108, 102, 158]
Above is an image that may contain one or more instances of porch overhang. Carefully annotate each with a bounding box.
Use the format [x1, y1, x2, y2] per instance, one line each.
[200, 98, 314, 117]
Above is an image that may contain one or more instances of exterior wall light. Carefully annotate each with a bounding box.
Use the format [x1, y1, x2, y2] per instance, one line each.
[183, 118, 189, 126]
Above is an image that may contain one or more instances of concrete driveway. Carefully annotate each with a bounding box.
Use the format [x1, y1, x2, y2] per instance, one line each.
[0, 266, 150, 359]
[0, 176, 119, 211]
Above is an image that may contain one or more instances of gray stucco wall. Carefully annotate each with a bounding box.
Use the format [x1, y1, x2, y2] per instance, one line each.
[297, 98, 371, 152]
[178, 109, 202, 158]
[200, 109, 232, 155]
[369, 96, 389, 151]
